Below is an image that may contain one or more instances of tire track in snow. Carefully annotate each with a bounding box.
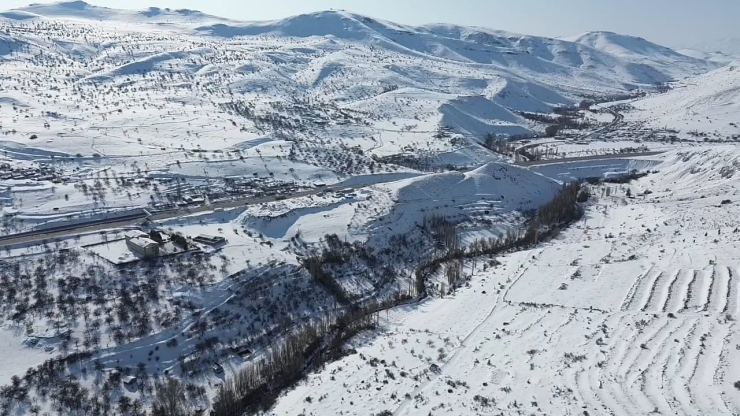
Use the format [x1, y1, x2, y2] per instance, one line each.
[546, 311, 577, 344]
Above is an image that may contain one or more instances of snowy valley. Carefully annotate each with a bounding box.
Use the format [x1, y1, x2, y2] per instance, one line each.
[0, 1, 738, 416]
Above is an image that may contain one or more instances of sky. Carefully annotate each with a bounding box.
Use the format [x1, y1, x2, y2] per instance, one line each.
[2, 0, 738, 47]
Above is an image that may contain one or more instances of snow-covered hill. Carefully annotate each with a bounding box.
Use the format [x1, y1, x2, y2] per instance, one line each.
[625, 63, 740, 140]
[676, 48, 737, 65]
[265, 145, 740, 416]
[0, 3, 738, 416]
[0, 2, 721, 184]
[11, 0, 230, 25]
[194, 12, 719, 85]
[564, 31, 718, 81]
[680, 37, 740, 60]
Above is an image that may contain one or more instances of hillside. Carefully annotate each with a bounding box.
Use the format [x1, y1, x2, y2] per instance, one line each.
[676, 48, 737, 65]
[625, 63, 740, 140]
[13, 0, 231, 25]
[564, 31, 719, 80]
[0, 3, 737, 416]
[0, 2, 720, 194]
[681, 37, 740, 60]
[271, 147, 740, 416]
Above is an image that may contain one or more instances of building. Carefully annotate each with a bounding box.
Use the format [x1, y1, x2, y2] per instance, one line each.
[194, 234, 227, 246]
[125, 231, 160, 258]
[213, 363, 224, 374]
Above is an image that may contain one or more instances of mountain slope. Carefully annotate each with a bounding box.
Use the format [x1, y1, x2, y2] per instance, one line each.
[676, 48, 737, 65]
[9, 3, 713, 86]
[626, 63, 740, 139]
[564, 31, 719, 80]
[681, 37, 740, 60]
[193, 11, 714, 84]
[0, 1, 722, 166]
[17, 0, 228, 23]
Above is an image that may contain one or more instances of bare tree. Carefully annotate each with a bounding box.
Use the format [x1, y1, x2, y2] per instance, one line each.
[152, 379, 190, 416]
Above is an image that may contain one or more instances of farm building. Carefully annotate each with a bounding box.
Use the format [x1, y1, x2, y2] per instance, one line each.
[194, 234, 227, 246]
[125, 231, 160, 258]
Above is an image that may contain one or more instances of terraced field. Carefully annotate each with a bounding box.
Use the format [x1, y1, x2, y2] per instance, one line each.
[271, 159, 740, 415]
[622, 266, 740, 315]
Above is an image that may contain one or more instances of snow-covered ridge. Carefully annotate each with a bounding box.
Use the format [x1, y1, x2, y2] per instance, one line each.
[6, 2, 719, 83]
[392, 162, 559, 205]
[16, 0, 230, 23]
[563, 30, 718, 80]
[625, 63, 740, 140]
[681, 37, 740, 60]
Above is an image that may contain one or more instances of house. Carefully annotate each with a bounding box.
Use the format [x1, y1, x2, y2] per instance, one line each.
[231, 346, 252, 359]
[125, 231, 160, 258]
[123, 376, 137, 386]
[212, 363, 224, 374]
[194, 234, 227, 246]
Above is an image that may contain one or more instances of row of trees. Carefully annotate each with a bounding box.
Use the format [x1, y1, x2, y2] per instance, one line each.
[212, 182, 592, 415]
[415, 182, 588, 297]
[211, 299, 390, 416]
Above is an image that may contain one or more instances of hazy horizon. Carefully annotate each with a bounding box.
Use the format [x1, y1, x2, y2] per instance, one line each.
[2, 0, 739, 47]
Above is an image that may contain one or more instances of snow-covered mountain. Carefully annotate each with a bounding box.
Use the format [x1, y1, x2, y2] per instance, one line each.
[626, 63, 740, 140]
[680, 37, 740, 60]
[0, 1, 721, 153]
[676, 48, 737, 65]
[192, 12, 718, 84]
[9, 0, 229, 24]
[2, 3, 740, 416]
[563, 31, 718, 80]
[5, 3, 717, 85]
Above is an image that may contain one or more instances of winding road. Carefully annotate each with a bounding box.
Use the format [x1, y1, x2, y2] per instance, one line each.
[0, 104, 661, 249]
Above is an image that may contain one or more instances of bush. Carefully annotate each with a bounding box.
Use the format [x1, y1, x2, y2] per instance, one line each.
[171, 233, 188, 250]
[544, 125, 560, 137]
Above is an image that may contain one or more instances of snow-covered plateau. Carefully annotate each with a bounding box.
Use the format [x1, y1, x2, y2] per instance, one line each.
[0, 2, 739, 415]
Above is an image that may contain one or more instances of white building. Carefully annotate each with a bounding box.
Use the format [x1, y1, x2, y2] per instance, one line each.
[125, 231, 159, 258]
